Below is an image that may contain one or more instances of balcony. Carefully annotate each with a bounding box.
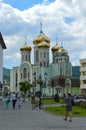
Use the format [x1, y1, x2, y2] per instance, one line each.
[80, 84, 86, 89]
[80, 67, 86, 71]
[80, 75, 86, 80]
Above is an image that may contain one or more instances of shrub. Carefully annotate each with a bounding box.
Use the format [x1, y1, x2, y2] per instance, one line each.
[54, 94, 59, 102]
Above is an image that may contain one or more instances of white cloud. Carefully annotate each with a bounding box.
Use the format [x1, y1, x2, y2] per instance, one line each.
[0, 0, 86, 68]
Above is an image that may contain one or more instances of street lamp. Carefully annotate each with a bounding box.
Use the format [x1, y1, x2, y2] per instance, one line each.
[33, 72, 36, 96]
[37, 74, 43, 97]
[44, 72, 47, 88]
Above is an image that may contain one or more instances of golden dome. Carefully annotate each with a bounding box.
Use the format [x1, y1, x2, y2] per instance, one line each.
[20, 44, 32, 51]
[51, 44, 60, 52]
[33, 32, 50, 45]
[38, 41, 50, 48]
[58, 47, 66, 52]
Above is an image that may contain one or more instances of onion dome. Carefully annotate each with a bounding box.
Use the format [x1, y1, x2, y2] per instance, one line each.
[33, 23, 50, 45]
[33, 32, 50, 45]
[38, 41, 50, 48]
[58, 47, 66, 53]
[20, 44, 32, 51]
[51, 44, 60, 52]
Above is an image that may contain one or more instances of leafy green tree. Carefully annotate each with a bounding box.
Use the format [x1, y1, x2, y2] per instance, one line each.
[19, 81, 32, 97]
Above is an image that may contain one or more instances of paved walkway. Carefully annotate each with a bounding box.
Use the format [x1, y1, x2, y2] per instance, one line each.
[0, 100, 86, 130]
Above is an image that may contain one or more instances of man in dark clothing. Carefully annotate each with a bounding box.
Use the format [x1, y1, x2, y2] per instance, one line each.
[64, 93, 73, 122]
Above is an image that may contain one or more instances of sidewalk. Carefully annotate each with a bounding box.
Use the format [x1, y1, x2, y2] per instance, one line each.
[0, 100, 86, 130]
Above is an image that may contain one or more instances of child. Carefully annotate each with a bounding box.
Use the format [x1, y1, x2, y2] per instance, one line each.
[17, 97, 22, 109]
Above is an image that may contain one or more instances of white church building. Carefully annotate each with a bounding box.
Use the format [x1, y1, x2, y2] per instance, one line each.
[10, 25, 72, 96]
[0, 32, 6, 96]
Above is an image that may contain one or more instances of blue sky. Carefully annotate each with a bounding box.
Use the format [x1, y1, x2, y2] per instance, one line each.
[3, 0, 43, 10]
[0, 0, 86, 69]
[3, 0, 55, 10]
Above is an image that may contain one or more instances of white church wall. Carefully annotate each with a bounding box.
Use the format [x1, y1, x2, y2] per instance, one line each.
[0, 44, 3, 83]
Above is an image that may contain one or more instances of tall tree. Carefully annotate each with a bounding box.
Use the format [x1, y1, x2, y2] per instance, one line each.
[19, 81, 32, 96]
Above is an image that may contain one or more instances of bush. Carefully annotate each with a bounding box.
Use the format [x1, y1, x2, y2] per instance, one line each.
[54, 94, 59, 102]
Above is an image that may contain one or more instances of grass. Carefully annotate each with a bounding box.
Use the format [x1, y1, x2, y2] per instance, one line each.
[72, 87, 81, 95]
[44, 105, 86, 117]
[42, 99, 57, 104]
[42, 98, 65, 105]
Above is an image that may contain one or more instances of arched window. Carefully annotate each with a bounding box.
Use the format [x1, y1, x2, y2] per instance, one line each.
[21, 73, 22, 79]
[23, 68, 27, 79]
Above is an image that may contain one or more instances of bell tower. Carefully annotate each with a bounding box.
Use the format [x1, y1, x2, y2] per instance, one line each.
[33, 23, 50, 67]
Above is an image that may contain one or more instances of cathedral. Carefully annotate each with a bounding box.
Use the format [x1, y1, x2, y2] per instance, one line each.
[10, 24, 72, 96]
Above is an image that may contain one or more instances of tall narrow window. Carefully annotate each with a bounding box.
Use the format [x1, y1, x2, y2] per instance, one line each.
[23, 68, 27, 79]
[26, 55, 27, 61]
[22, 55, 24, 61]
[21, 73, 22, 79]
[36, 50, 38, 62]
[28, 72, 30, 78]
[44, 52, 46, 58]
[40, 52, 42, 58]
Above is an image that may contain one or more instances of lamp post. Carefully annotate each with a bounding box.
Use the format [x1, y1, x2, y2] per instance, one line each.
[33, 72, 36, 96]
[37, 74, 43, 97]
[44, 72, 47, 88]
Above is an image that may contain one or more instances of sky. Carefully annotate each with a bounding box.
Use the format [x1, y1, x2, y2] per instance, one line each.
[0, 0, 86, 69]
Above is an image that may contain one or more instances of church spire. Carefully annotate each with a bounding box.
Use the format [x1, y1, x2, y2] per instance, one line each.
[25, 36, 27, 45]
[40, 22, 43, 33]
[61, 42, 63, 48]
[56, 37, 58, 45]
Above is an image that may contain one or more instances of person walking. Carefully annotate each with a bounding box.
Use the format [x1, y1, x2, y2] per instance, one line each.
[64, 93, 73, 122]
[38, 97, 42, 109]
[5, 93, 10, 109]
[31, 96, 35, 109]
[11, 92, 17, 109]
[17, 97, 22, 109]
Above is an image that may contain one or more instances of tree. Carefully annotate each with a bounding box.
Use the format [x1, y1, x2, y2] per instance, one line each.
[19, 81, 32, 97]
[58, 76, 65, 87]
[58, 76, 65, 97]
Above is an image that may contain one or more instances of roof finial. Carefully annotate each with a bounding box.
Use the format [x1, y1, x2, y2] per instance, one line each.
[61, 42, 63, 48]
[40, 22, 43, 33]
[25, 36, 27, 45]
[56, 37, 58, 45]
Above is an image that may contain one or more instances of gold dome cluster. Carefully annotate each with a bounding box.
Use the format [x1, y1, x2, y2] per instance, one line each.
[58, 47, 66, 52]
[51, 44, 66, 53]
[51, 44, 60, 52]
[33, 33, 50, 45]
[20, 44, 32, 51]
[38, 41, 50, 48]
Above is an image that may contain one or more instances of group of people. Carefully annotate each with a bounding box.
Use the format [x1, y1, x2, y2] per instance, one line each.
[5, 92, 22, 109]
[5, 92, 73, 122]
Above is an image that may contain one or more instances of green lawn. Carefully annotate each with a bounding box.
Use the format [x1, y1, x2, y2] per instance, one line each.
[72, 87, 81, 94]
[44, 105, 86, 116]
[42, 99, 57, 104]
[42, 98, 65, 105]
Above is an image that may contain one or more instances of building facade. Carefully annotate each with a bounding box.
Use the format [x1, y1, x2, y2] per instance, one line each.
[80, 59, 86, 95]
[10, 25, 72, 96]
[0, 32, 7, 96]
